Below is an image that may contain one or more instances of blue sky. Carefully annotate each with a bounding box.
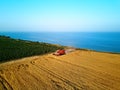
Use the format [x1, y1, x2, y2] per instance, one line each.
[0, 0, 120, 32]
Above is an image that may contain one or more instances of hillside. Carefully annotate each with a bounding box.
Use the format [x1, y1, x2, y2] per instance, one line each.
[0, 36, 63, 62]
[0, 50, 120, 90]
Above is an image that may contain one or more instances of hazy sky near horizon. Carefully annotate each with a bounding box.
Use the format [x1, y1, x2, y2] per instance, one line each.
[0, 0, 120, 32]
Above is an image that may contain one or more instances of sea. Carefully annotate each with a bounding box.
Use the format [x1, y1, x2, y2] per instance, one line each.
[0, 32, 120, 53]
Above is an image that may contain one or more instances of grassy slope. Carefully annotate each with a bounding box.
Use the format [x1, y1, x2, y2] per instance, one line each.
[0, 36, 63, 62]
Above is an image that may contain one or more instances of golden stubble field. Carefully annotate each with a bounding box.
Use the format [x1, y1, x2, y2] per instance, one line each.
[0, 50, 120, 90]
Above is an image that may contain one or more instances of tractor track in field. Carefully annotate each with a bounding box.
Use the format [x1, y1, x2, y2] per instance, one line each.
[30, 56, 94, 90]
[31, 61, 85, 90]
[0, 75, 13, 90]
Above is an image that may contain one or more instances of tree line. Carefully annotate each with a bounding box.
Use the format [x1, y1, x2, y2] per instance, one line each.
[0, 36, 63, 63]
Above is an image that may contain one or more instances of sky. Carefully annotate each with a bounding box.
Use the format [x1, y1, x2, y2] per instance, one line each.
[0, 0, 120, 32]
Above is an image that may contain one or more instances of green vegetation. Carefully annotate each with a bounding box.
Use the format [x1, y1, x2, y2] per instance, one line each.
[0, 36, 63, 63]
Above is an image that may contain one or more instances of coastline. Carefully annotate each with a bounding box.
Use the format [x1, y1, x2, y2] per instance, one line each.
[0, 32, 120, 53]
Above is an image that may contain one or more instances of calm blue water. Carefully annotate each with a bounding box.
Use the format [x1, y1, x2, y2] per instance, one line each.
[0, 32, 120, 53]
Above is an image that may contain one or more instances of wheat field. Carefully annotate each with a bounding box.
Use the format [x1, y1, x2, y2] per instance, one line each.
[0, 50, 120, 90]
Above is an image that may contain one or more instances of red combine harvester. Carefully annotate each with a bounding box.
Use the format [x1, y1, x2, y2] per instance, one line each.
[53, 49, 66, 56]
